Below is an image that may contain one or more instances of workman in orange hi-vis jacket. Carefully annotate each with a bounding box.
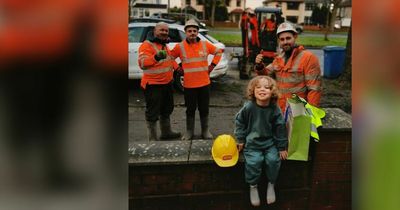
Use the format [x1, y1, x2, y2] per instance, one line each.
[138, 22, 181, 141]
[240, 11, 250, 57]
[170, 19, 222, 140]
[249, 13, 260, 47]
[261, 14, 277, 32]
[240, 11, 249, 30]
[254, 22, 322, 113]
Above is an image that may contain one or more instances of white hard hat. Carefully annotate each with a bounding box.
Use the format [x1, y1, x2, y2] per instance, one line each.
[184, 19, 199, 30]
[276, 22, 298, 36]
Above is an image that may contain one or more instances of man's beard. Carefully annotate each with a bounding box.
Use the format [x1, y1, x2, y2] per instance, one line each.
[154, 35, 169, 44]
[282, 44, 292, 52]
[188, 36, 197, 42]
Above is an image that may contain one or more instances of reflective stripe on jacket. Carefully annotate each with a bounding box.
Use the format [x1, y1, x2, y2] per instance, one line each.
[171, 39, 222, 88]
[138, 40, 176, 89]
[264, 46, 322, 112]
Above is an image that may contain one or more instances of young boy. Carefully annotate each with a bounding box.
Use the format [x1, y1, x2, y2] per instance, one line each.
[234, 76, 288, 206]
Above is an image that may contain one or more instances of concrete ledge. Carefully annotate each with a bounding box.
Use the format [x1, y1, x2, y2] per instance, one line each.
[320, 108, 352, 131]
[129, 108, 351, 165]
[188, 140, 213, 163]
[129, 141, 190, 166]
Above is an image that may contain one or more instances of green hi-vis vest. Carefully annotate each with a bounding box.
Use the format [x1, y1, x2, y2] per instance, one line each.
[305, 103, 325, 141]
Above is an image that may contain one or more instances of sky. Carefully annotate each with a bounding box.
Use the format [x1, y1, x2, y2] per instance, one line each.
[168, 0, 263, 9]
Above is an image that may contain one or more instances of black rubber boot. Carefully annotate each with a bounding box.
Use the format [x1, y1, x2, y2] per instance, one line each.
[159, 116, 181, 140]
[146, 121, 158, 141]
[200, 116, 213, 139]
[181, 116, 195, 140]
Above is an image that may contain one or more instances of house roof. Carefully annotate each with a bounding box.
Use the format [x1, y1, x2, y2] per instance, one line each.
[230, 8, 244, 14]
[132, 3, 167, 9]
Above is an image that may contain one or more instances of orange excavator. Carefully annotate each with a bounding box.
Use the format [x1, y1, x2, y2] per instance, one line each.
[232, 7, 284, 79]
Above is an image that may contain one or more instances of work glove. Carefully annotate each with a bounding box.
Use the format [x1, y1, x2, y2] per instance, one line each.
[208, 63, 216, 74]
[154, 50, 167, 61]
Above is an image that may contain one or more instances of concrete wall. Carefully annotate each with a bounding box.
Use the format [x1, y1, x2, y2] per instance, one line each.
[129, 108, 351, 210]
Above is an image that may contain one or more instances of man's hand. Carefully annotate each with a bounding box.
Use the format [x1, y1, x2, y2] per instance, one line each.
[208, 63, 216, 74]
[254, 54, 266, 73]
[154, 50, 167, 61]
[255, 53, 263, 64]
[237, 143, 244, 152]
[279, 150, 288, 160]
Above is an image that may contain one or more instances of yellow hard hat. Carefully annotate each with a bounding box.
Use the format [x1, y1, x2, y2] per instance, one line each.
[211, 134, 239, 167]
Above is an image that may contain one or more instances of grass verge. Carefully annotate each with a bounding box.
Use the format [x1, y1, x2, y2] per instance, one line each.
[208, 32, 347, 48]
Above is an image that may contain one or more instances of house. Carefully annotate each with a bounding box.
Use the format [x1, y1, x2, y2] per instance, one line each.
[263, 0, 351, 27]
[130, 0, 167, 18]
[226, 0, 246, 23]
[337, 0, 351, 27]
[180, 0, 245, 22]
[263, 0, 309, 24]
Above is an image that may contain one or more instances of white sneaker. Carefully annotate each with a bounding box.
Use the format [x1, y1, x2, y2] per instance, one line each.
[267, 182, 276, 204]
[250, 185, 260, 206]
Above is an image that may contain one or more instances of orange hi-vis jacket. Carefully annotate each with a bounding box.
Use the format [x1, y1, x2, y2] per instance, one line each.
[138, 40, 178, 89]
[249, 16, 260, 47]
[260, 46, 322, 112]
[240, 14, 249, 30]
[261, 19, 276, 31]
[171, 39, 222, 88]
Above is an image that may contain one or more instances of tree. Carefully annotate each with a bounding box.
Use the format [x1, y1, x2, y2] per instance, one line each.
[211, 0, 216, 26]
[338, 21, 351, 84]
[324, 0, 342, 41]
[215, 6, 228, 21]
[170, 6, 181, 13]
[216, 0, 228, 21]
[311, 7, 322, 26]
[205, 0, 229, 26]
[311, 5, 330, 27]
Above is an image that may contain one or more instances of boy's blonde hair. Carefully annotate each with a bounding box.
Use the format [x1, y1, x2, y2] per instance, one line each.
[246, 76, 279, 103]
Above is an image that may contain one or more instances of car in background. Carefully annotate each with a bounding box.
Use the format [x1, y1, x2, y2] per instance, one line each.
[287, 21, 304, 33]
[129, 22, 228, 92]
[150, 12, 207, 29]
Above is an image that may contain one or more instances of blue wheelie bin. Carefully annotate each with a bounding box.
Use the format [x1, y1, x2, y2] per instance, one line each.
[323, 46, 346, 78]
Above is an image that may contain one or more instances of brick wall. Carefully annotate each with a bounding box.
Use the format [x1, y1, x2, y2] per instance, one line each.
[309, 131, 352, 210]
[130, 108, 352, 210]
[130, 131, 351, 210]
